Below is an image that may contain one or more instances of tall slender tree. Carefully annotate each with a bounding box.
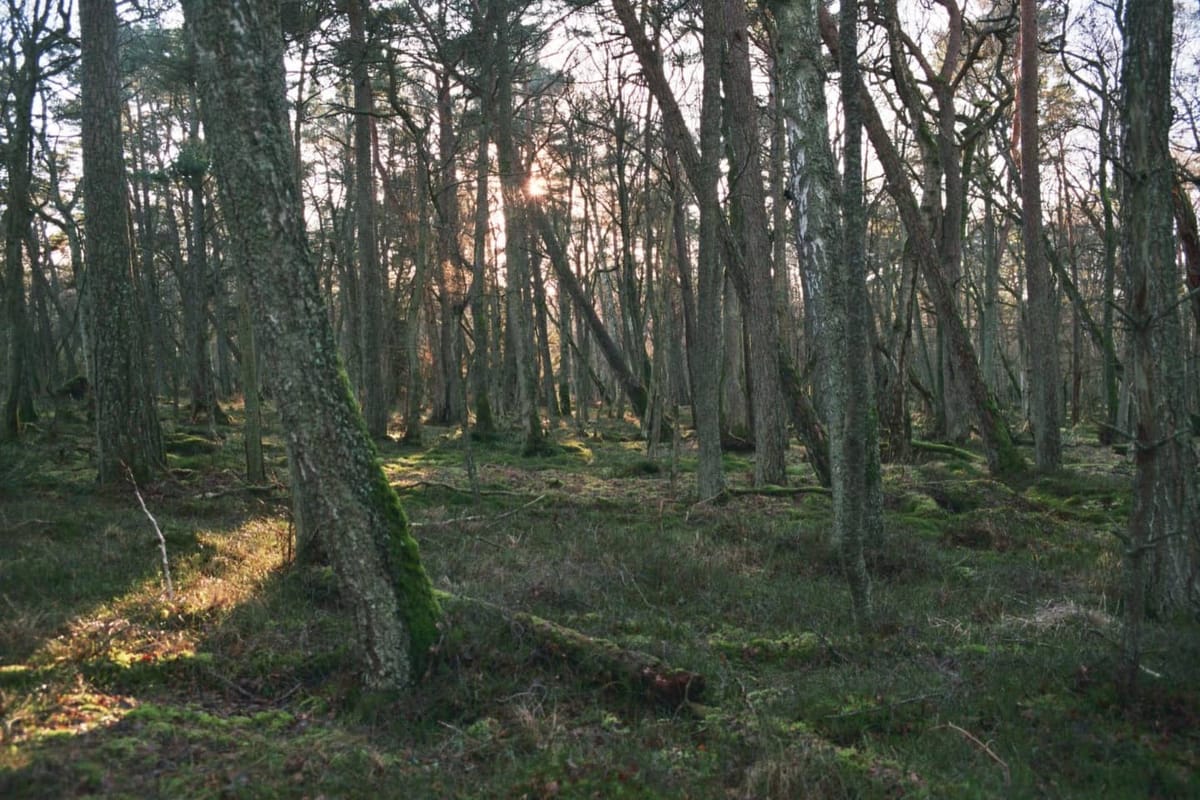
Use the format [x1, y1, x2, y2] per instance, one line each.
[1019, 0, 1062, 471]
[1117, 0, 1199, 696]
[349, 0, 389, 438]
[79, 0, 164, 484]
[2, 0, 73, 439]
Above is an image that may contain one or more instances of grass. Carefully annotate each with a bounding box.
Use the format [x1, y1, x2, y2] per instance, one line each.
[1, 404, 1197, 798]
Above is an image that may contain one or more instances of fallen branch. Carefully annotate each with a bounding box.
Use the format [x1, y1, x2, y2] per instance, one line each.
[125, 465, 174, 601]
[411, 494, 546, 531]
[196, 483, 285, 501]
[727, 485, 832, 498]
[911, 440, 984, 462]
[942, 721, 1011, 787]
[392, 479, 532, 498]
[442, 593, 705, 707]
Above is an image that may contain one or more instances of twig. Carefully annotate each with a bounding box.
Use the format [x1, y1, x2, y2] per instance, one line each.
[125, 464, 175, 601]
[196, 483, 285, 501]
[685, 490, 728, 523]
[392, 479, 532, 497]
[943, 721, 1011, 786]
[410, 494, 547, 532]
[727, 485, 832, 497]
[6, 518, 52, 531]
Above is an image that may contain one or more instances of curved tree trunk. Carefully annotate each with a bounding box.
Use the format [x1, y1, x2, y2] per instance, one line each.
[183, 0, 439, 689]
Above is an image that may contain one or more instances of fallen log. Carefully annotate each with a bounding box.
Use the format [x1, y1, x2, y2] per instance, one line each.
[440, 593, 705, 707]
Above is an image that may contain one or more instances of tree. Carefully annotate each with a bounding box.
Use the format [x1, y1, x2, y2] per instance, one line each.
[2, 0, 73, 439]
[78, 0, 164, 484]
[1117, 0, 1199, 696]
[695, 0, 726, 499]
[815, 4, 1024, 476]
[721, 0, 790, 487]
[770, 0, 876, 626]
[182, 0, 439, 689]
[1018, 0, 1061, 471]
[348, 0, 389, 438]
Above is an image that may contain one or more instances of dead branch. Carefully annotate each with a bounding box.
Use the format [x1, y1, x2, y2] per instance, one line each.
[442, 593, 705, 707]
[943, 721, 1011, 786]
[125, 465, 174, 600]
[410, 494, 546, 531]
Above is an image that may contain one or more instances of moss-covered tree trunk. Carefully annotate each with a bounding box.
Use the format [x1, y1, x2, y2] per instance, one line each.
[79, 0, 164, 484]
[183, 0, 439, 689]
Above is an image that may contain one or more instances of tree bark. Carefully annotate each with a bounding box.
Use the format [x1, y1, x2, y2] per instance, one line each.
[722, 0, 789, 486]
[1018, 0, 1062, 471]
[79, 0, 165, 484]
[184, 0, 440, 689]
[1118, 0, 1199, 694]
[348, 0, 389, 438]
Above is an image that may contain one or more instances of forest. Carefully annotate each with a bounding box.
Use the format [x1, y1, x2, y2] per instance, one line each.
[1, 0, 1198, 796]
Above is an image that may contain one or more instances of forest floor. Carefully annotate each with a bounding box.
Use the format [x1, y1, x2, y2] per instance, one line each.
[1, 400, 1197, 799]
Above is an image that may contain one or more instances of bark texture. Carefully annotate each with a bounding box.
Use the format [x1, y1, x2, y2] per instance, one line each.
[79, 0, 164, 484]
[1118, 0, 1199, 693]
[1019, 0, 1062, 471]
[183, 0, 439, 689]
[349, 0, 389, 438]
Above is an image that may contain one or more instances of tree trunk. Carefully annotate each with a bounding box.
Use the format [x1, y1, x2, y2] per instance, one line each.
[349, 0, 389, 438]
[1, 17, 45, 440]
[469, 100, 496, 437]
[1117, 0, 1200, 696]
[1019, 0, 1062, 471]
[79, 0, 164, 484]
[722, 0, 789, 486]
[770, 0, 874, 625]
[237, 280, 265, 484]
[184, 0, 440, 689]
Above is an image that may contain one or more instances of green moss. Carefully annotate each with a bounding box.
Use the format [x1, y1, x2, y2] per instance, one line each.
[369, 467, 441, 680]
[986, 398, 1027, 476]
[164, 433, 221, 456]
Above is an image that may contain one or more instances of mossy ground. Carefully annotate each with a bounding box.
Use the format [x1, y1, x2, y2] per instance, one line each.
[1, 403, 1196, 798]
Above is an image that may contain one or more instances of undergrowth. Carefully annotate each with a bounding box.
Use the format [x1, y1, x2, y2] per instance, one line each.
[0, 403, 1196, 798]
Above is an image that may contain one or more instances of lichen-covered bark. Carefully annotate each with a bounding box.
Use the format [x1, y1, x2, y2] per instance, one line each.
[771, 0, 877, 626]
[79, 0, 164, 484]
[183, 0, 439, 688]
[1118, 0, 1198, 691]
